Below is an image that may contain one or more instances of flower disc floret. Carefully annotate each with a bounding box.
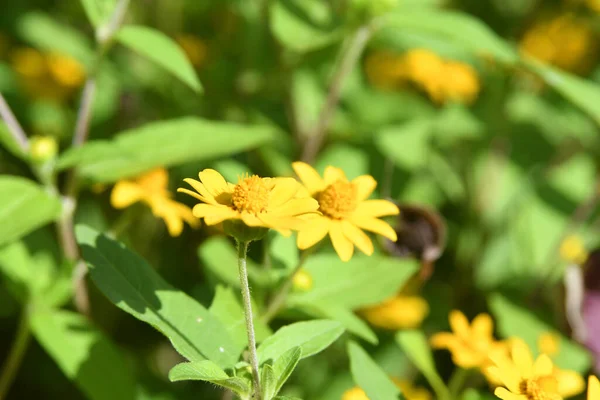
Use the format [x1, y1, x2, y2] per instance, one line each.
[318, 181, 357, 218]
[232, 175, 270, 214]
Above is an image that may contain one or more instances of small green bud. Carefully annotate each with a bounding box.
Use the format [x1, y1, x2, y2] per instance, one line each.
[29, 135, 58, 162]
[223, 220, 268, 243]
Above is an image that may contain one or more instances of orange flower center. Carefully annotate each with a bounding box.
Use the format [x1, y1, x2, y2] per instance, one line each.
[318, 180, 357, 219]
[519, 376, 561, 400]
[232, 175, 270, 214]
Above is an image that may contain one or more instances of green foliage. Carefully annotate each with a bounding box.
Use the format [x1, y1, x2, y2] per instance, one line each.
[168, 361, 251, 398]
[347, 341, 402, 400]
[79, 0, 118, 28]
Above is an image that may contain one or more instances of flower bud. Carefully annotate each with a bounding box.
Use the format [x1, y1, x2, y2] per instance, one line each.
[292, 269, 313, 292]
[29, 135, 58, 162]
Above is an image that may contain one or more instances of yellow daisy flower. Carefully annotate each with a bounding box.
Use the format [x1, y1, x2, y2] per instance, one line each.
[360, 294, 429, 330]
[177, 169, 319, 237]
[111, 168, 198, 237]
[430, 310, 507, 369]
[536, 333, 585, 398]
[341, 379, 431, 400]
[487, 339, 562, 400]
[589, 376, 600, 400]
[291, 162, 399, 262]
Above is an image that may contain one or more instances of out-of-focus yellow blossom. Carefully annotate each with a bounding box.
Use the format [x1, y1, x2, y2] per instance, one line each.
[431, 310, 507, 369]
[176, 34, 208, 68]
[520, 14, 598, 74]
[29, 135, 58, 162]
[291, 162, 399, 262]
[111, 168, 199, 237]
[292, 269, 313, 291]
[588, 0, 600, 12]
[364, 49, 480, 104]
[487, 339, 564, 400]
[560, 235, 588, 265]
[178, 169, 319, 237]
[10, 47, 85, 101]
[537, 333, 585, 398]
[360, 294, 429, 330]
[341, 379, 431, 400]
[538, 332, 560, 357]
[589, 376, 600, 400]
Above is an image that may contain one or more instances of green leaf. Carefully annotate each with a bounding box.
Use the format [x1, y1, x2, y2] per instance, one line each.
[261, 363, 277, 400]
[57, 118, 275, 183]
[396, 330, 449, 400]
[76, 225, 239, 367]
[489, 294, 591, 372]
[0, 123, 27, 160]
[31, 309, 136, 400]
[117, 26, 202, 92]
[347, 341, 402, 400]
[79, 0, 117, 27]
[299, 302, 378, 344]
[315, 144, 369, 180]
[16, 12, 94, 66]
[270, 0, 343, 52]
[274, 397, 303, 400]
[209, 285, 272, 354]
[288, 254, 418, 309]
[257, 320, 344, 364]
[269, 232, 299, 271]
[0, 176, 61, 247]
[272, 347, 302, 396]
[375, 120, 433, 170]
[168, 360, 251, 397]
[383, 10, 518, 64]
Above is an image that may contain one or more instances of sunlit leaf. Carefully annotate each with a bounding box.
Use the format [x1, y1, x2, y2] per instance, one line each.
[347, 341, 402, 400]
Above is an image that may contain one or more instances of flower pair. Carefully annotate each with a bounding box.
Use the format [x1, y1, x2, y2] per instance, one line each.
[178, 162, 399, 260]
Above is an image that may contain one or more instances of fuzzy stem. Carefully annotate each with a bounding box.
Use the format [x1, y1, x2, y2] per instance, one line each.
[0, 93, 28, 153]
[237, 241, 261, 399]
[0, 309, 31, 400]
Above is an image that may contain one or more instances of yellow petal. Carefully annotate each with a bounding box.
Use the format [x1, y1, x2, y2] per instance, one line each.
[199, 169, 230, 197]
[111, 181, 144, 209]
[532, 354, 554, 378]
[430, 332, 458, 349]
[349, 215, 397, 241]
[241, 212, 264, 227]
[329, 220, 354, 261]
[162, 212, 184, 236]
[588, 375, 600, 400]
[511, 339, 534, 378]
[292, 162, 325, 194]
[182, 178, 217, 204]
[556, 369, 585, 397]
[177, 187, 207, 203]
[270, 197, 319, 217]
[448, 310, 470, 338]
[194, 204, 237, 225]
[471, 313, 493, 340]
[354, 199, 399, 217]
[341, 220, 374, 256]
[257, 214, 302, 232]
[137, 168, 168, 193]
[323, 166, 347, 185]
[494, 387, 524, 400]
[297, 216, 330, 250]
[352, 175, 377, 201]
[270, 178, 299, 207]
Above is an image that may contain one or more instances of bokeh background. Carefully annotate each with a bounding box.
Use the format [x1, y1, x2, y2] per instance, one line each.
[1, 0, 600, 399]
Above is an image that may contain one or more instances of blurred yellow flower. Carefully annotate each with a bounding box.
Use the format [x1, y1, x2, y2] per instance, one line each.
[538, 332, 560, 357]
[46, 53, 86, 88]
[292, 269, 313, 291]
[291, 162, 399, 262]
[487, 339, 562, 400]
[29, 135, 58, 162]
[520, 14, 598, 74]
[341, 379, 431, 400]
[176, 34, 208, 68]
[560, 235, 588, 265]
[360, 294, 429, 330]
[111, 168, 198, 237]
[430, 310, 506, 369]
[178, 169, 318, 236]
[364, 51, 404, 89]
[443, 61, 480, 104]
[537, 333, 585, 398]
[589, 376, 600, 400]
[11, 48, 46, 78]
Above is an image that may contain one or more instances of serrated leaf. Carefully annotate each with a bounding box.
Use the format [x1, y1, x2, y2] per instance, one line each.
[347, 341, 402, 400]
[272, 347, 302, 395]
[31, 309, 136, 400]
[57, 118, 275, 183]
[117, 25, 202, 92]
[261, 363, 277, 400]
[76, 225, 239, 368]
[0, 176, 61, 247]
[288, 254, 418, 309]
[396, 330, 449, 400]
[257, 320, 344, 364]
[489, 294, 591, 372]
[169, 360, 251, 396]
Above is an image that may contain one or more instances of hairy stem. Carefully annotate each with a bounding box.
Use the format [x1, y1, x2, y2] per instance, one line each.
[237, 241, 261, 399]
[0, 93, 29, 152]
[0, 309, 31, 400]
[300, 24, 372, 163]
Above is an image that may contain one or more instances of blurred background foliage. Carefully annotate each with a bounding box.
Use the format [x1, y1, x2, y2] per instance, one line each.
[1, 0, 600, 399]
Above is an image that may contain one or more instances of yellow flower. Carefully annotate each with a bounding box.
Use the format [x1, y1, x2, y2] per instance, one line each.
[178, 169, 319, 237]
[176, 34, 208, 68]
[111, 168, 198, 237]
[29, 135, 58, 162]
[487, 339, 562, 400]
[11, 48, 46, 78]
[360, 294, 429, 330]
[443, 61, 480, 104]
[292, 269, 313, 291]
[430, 310, 507, 369]
[291, 162, 399, 262]
[46, 52, 86, 88]
[536, 333, 585, 398]
[364, 51, 404, 89]
[341, 380, 431, 400]
[560, 235, 588, 265]
[538, 332, 560, 357]
[589, 376, 600, 400]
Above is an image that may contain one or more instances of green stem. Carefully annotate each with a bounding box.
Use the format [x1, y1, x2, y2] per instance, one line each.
[237, 241, 261, 400]
[448, 367, 470, 399]
[0, 309, 31, 400]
